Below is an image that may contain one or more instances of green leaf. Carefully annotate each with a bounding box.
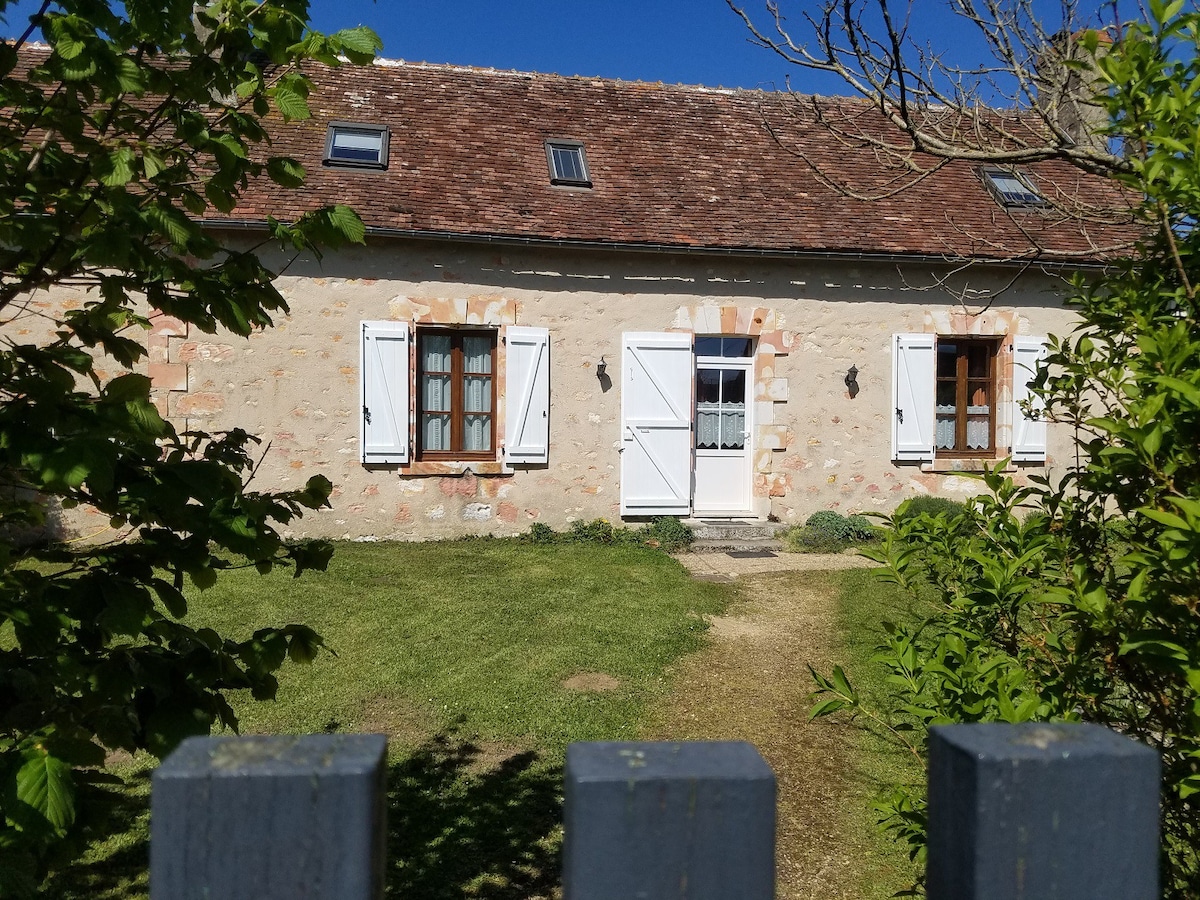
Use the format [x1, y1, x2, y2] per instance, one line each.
[103, 372, 152, 402]
[271, 85, 310, 121]
[16, 750, 75, 834]
[188, 566, 218, 591]
[266, 156, 306, 188]
[150, 578, 188, 617]
[809, 698, 850, 720]
[146, 203, 195, 249]
[125, 397, 168, 436]
[96, 147, 136, 187]
[322, 204, 366, 244]
[332, 26, 382, 64]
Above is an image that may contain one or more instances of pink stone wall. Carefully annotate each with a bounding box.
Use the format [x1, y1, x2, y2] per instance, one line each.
[4, 238, 1080, 540]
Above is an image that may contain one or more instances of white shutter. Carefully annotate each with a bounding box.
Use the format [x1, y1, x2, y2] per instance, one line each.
[504, 325, 550, 464]
[1012, 336, 1048, 463]
[620, 332, 693, 517]
[360, 320, 410, 464]
[892, 333, 936, 462]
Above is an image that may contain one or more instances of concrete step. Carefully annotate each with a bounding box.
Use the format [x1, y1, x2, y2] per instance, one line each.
[689, 536, 784, 555]
[684, 519, 787, 542]
[685, 519, 787, 554]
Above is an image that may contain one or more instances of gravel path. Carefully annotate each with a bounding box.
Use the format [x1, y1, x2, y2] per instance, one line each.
[644, 552, 895, 899]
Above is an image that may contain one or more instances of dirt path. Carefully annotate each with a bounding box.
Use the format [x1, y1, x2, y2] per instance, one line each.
[642, 553, 880, 900]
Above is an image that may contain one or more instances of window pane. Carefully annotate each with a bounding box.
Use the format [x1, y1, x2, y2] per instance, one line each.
[937, 343, 958, 378]
[463, 415, 491, 452]
[967, 344, 990, 378]
[966, 417, 990, 449]
[720, 410, 746, 449]
[463, 375, 492, 413]
[696, 368, 721, 404]
[968, 381, 990, 409]
[423, 335, 452, 372]
[721, 338, 754, 358]
[936, 381, 957, 407]
[694, 337, 722, 357]
[423, 373, 451, 412]
[463, 335, 492, 374]
[936, 414, 957, 450]
[422, 414, 450, 451]
[551, 146, 585, 181]
[330, 128, 383, 163]
[720, 369, 746, 404]
[695, 410, 719, 449]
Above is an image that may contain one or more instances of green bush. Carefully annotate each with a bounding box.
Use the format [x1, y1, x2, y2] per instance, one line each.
[522, 517, 694, 552]
[783, 526, 848, 553]
[891, 495, 967, 523]
[642, 516, 694, 552]
[568, 518, 617, 544]
[804, 510, 877, 542]
[523, 522, 557, 544]
[783, 511, 879, 553]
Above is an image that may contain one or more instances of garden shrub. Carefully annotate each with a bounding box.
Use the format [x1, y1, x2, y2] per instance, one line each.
[891, 495, 967, 524]
[522, 517, 694, 552]
[783, 510, 880, 553]
[642, 516, 694, 552]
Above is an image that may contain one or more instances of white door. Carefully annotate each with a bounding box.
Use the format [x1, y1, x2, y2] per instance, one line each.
[692, 350, 753, 515]
[619, 333, 693, 517]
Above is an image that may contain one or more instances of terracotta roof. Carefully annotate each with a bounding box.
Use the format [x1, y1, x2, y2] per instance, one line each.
[11, 44, 1137, 262]
[236, 60, 1136, 263]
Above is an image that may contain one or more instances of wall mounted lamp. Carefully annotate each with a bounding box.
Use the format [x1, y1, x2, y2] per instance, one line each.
[845, 364, 859, 398]
[596, 356, 607, 379]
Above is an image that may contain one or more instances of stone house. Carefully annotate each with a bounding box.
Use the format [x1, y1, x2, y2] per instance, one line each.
[145, 59, 1134, 540]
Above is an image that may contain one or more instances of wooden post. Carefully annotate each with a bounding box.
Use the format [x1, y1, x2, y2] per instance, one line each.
[563, 741, 776, 900]
[151, 733, 387, 899]
[928, 722, 1160, 900]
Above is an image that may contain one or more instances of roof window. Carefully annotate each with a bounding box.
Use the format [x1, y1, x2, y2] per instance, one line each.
[981, 168, 1044, 207]
[545, 140, 591, 188]
[324, 123, 389, 169]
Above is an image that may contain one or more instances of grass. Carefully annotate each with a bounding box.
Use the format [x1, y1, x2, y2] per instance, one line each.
[46, 538, 728, 898]
[832, 567, 929, 898]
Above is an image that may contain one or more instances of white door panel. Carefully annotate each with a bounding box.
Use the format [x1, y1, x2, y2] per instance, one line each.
[620, 333, 693, 516]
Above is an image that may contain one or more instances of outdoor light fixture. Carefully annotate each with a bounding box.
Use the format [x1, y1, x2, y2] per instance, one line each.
[845, 364, 859, 398]
[596, 356, 607, 379]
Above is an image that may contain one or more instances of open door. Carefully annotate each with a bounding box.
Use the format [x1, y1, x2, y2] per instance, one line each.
[620, 332, 693, 516]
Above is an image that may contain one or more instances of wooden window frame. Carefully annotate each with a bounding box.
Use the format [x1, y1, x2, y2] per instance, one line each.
[416, 328, 498, 461]
[936, 337, 998, 457]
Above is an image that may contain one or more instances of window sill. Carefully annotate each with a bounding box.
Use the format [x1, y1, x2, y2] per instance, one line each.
[403, 460, 508, 477]
[921, 454, 1046, 473]
[923, 457, 1011, 474]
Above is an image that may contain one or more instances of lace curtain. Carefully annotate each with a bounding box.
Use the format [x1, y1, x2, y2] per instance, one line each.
[696, 404, 746, 449]
[936, 405, 990, 450]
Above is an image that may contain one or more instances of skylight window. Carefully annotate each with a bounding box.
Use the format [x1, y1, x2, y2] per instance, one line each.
[545, 141, 591, 187]
[324, 123, 389, 169]
[981, 168, 1044, 207]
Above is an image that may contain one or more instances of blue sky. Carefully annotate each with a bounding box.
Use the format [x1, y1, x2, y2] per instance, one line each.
[1, 1, 1116, 95]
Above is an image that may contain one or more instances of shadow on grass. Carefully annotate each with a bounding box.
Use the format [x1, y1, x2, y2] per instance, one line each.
[45, 731, 564, 900]
[386, 732, 563, 899]
[40, 767, 153, 899]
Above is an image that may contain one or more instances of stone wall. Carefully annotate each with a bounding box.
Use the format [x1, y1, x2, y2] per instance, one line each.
[8, 235, 1078, 540]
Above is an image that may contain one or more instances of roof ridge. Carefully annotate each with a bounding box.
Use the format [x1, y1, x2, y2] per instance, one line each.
[369, 54, 798, 98]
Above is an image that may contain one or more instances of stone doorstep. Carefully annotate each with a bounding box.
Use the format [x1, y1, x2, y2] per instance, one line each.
[684, 518, 788, 542]
[688, 537, 784, 555]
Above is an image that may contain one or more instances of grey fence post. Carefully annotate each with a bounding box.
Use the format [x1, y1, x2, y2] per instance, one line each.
[151, 733, 388, 900]
[928, 722, 1160, 900]
[563, 741, 775, 900]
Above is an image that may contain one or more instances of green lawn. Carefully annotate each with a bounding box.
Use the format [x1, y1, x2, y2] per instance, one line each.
[834, 567, 928, 898]
[47, 539, 729, 899]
